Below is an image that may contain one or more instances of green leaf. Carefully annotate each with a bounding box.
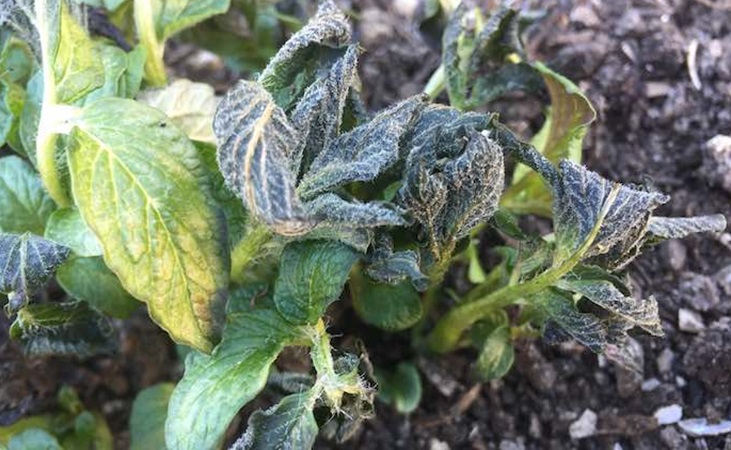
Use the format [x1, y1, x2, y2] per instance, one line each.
[19, 71, 42, 163]
[81, 44, 147, 103]
[165, 289, 302, 450]
[274, 240, 359, 324]
[376, 362, 422, 414]
[138, 79, 219, 144]
[56, 256, 139, 318]
[9, 301, 114, 357]
[44, 208, 102, 257]
[351, 276, 422, 332]
[0, 416, 55, 446]
[67, 98, 229, 352]
[258, 0, 350, 109]
[0, 35, 34, 153]
[232, 391, 318, 450]
[0, 232, 70, 308]
[475, 323, 514, 381]
[130, 383, 174, 450]
[0, 156, 56, 235]
[7, 429, 62, 450]
[214, 80, 311, 236]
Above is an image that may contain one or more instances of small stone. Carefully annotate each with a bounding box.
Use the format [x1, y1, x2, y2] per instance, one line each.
[701, 135, 731, 193]
[570, 5, 600, 27]
[641, 378, 661, 391]
[678, 309, 705, 333]
[678, 418, 731, 437]
[679, 273, 720, 312]
[660, 426, 687, 449]
[657, 348, 675, 374]
[676, 376, 687, 388]
[654, 405, 683, 425]
[499, 439, 524, 450]
[663, 241, 687, 271]
[569, 409, 597, 439]
[429, 438, 450, 450]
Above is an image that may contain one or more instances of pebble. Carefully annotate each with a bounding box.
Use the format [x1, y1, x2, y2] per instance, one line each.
[429, 438, 450, 450]
[499, 440, 525, 450]
[701, 135, 731, 193]
[654, 405, 683, 425]
[679, 273, 720, 312]
[656, 348, 675, 374]
[678, 308, 705, 333]
[569, 409, 598, 439]
[641, 378, 661, 391]
[678, 418, 731, 437]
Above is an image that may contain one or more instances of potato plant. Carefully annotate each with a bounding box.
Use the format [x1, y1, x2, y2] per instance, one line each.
[0, 1, 726, 449]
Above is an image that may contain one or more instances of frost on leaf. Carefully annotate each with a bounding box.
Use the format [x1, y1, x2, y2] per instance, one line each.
[399, 106, 504, 279]
[364, 234, 428, 292]
[648, 215, 726, 240]
[0, 232, 70, 310]
[536, 289, 607, 353]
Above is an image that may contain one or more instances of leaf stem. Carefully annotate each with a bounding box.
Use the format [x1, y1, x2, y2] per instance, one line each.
[134, 0, 167, 87]
[423, 64, 446, 100]
[427, 186, 620, 353]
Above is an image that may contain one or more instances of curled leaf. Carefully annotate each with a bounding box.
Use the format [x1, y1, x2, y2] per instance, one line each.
[648, 215, 726, 239]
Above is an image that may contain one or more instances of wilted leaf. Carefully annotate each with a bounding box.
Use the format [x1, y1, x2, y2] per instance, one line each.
[214, 80, 311, 236]
[44, 208, 102, 257]
[232, 391, 318, 450]
[365, 235, 428, 291]
[0, 156, 56, 235]
[274, 240, 359, 325]
[534, 288, 607, 353]
[56, 256, 139, 318]
[130, 383, 174, 450]
[9, 301, 114, 357]
[138, 79, 219, 144]
[165, 287, 302, 450]
[68, 98, 229, 352]
[0, 232, 70, 307]
[351, 276, 422, 332]
[258, 0, 350, 109]
[376, 362, 422, 414]
[304, 193, 408, 230]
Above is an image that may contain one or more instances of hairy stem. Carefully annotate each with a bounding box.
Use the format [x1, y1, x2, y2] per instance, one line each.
[428, 186, 620, 353]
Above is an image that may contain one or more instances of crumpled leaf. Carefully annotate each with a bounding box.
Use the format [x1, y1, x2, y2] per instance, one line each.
[232, 391, 318, 450]
[304, 193, 408, 230]
[214, 80, 311, 236]
[9, 301, 114, 358]
[258, 0, 350, 109]
[535, 288, 607, 353]
[364, 235, 428, 291]
[165, 286, 303, 450]
[0, 155, 56, 235]
[137, 79, 219, 144]
[273, 240, 359, 325]
[0, 232, 70, 309]
[552, 160, 669, 266]
[647, 215, 726, 240]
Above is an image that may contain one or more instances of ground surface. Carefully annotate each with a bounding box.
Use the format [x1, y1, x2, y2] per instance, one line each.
[1, 1, 730, 449]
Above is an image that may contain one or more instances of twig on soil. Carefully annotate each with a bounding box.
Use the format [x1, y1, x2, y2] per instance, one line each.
[687, 39, 702, 91]
[414, 384, 483, 429]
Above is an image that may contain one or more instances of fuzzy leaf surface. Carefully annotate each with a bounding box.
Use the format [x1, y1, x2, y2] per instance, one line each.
[535, 288, 607, 352]
[365, 236, 428, 292]
[0, 156, 56, 235]
[68, 98, 229, 352]
[9, 301, 114, 357]
[274, 240, 359, 324]
[44, 208, 102, 257]
[234, 391, 318, 450]
[138, 79, 219, 144]
[648, 215, 726, 239]
[130, 383, 174, 450]
[165, 288, 301, 450]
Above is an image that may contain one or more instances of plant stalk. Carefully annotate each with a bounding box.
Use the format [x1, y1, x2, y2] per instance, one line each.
[134, 0, 167, 87]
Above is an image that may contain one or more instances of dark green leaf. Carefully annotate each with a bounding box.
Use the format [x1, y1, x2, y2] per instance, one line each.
[0, 156, 56, 235]
[9, 301, 114, 357]
[44, 208, 102, 257]
[274, 240, 359, 324]
[376, 362, 421, 414]
[0, 232, 70, 307]
[233, 391, 318, 450]
[351, 275, 422, 332]
[165, 287, 302, 450]
[56, 256, 139, 318]
[68, 98, 229, 352]
[130, 383, 174, 450]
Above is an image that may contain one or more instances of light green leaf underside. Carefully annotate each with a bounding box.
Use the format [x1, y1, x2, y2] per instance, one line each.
[130, 383, 175, 450]
[68, 98, 228, 352]
[0, 156, 56, 235]
[44, 208, 102, 257]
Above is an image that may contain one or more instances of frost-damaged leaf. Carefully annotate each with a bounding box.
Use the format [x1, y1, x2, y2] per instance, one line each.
[555, 278, 662, 336]
[68, 98, 229, 352]
[534, 288, 607, 353]
[0, 156, 56, 235]
[304, 193, 408, 230]
[299, 96, 424, 199]
[165, 287, 301, 450]
[258, 0, 351, 109]
[214, 80, 312, 236]
[232, 391, 318, 450]
[138, 79, 219, 144]
[364, 235, 428, 291]
[44, 208, 102, 257]
[552, 160, 668, 265]
[57, 256, 139, 318]
[130, 383, 174, 450]
[376, 362, 422, 414]
[0, 232, 70, 309]
[399, 117, 504, 278]
[274, 240, 359, 325]
[505, 63, 596, 216]
[351, 276, 422, 332]
[648, 215, 726, 240]
[290, 44, 359, 177]
[9, 301, 114, 357]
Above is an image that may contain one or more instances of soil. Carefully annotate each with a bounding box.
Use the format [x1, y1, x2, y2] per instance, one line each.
[2, 0, 731, 449]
